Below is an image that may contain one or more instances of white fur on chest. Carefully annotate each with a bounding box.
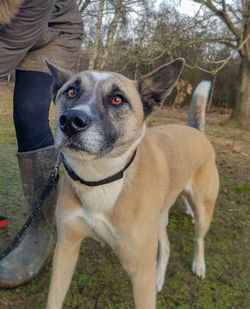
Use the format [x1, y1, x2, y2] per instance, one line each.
[63, 123, 146, 246]
[72, 178, 124, 247]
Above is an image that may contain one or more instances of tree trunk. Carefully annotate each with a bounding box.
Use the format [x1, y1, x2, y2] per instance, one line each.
[231, 57, 250, 128]
[88, 0, 105, 70]
[206, 73, 216, 112]
[98, 0, 123, 70]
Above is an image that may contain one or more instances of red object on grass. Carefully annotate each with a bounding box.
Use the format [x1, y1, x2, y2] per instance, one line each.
[0, 216, 8, 228]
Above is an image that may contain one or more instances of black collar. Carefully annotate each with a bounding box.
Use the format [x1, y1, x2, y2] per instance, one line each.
[62, 150, 137, 187]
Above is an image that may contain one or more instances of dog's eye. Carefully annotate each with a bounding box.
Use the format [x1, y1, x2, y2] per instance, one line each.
[67, 87, 77, 98]
[111, 96, 123, 105]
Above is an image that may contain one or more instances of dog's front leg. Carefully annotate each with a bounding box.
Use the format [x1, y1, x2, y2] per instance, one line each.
[117, 228, 158, 309]
[46, 234, 84, 309]
[132, 263, 157, 309]
[47, 180, 87, 309]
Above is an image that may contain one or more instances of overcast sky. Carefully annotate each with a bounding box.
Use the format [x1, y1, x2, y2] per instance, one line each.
[177, 0, 201, 16]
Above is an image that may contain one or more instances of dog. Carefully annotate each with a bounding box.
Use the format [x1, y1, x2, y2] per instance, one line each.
[46, 58, 219, 309]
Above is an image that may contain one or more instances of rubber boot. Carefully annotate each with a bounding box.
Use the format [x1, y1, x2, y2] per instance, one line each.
[0, 145, 58, 287]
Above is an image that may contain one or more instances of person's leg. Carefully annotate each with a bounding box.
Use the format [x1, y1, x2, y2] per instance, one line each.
[14, 69, 54, 152]
[0, 0, 83, 287]
[0, 70, 58, 287]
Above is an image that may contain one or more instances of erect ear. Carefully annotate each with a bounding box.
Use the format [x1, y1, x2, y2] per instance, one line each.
[138, 58, 185, 117]
[46, 59, 72, 103]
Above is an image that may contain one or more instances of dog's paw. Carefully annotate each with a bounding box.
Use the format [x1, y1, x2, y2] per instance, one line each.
[192, 260, 206, 279]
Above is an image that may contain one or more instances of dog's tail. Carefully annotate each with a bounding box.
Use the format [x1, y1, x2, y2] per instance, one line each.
[187, 81, 211, 134]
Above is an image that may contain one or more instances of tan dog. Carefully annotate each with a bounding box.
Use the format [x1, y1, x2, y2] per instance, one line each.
[46, 58, 219, 309]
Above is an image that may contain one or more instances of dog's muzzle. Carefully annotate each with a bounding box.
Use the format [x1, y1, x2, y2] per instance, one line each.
[59, 110, 91, 136]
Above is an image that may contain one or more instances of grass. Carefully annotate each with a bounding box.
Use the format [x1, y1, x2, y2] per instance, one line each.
[0, 83, 250, 308]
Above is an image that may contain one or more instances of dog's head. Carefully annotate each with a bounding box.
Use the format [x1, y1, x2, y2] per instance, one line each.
[47, 59, 184, 160]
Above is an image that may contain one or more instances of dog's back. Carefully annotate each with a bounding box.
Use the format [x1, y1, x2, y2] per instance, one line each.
[143, 79, 214, 196]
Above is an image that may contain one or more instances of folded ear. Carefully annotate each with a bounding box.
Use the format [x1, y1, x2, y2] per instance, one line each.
[138, 58, 185, 117]
[46, 59, 72, 102]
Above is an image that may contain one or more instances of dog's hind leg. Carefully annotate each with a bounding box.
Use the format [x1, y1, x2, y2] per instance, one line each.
[156, 208, 170, 292]
[184, 160, 219, 279]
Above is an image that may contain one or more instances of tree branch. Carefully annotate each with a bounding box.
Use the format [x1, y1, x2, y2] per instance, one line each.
[186, 33, 250, 74]
[193, 0, 241, 40]
[80, 0, 91, 13]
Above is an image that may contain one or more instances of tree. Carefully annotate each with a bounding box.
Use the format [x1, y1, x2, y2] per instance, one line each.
[81, 0, 149, 71]
[192, 0, 250, 127]
[78, 0, 243, 112]
[98, 0, 123, 70]
[88, 0, 105, 69]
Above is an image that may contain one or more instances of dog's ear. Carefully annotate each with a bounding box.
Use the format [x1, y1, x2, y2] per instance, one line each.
[138, 58, 185, 117]
[46, 59, 72, 103]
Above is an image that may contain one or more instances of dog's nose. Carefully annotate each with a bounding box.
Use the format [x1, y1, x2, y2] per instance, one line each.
[59, 110, 91, 136]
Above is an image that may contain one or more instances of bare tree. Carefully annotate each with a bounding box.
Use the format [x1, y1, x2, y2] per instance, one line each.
[88, 0, 105, 69]
[193, 0, 250, 127]
[98, 0, 124, 70]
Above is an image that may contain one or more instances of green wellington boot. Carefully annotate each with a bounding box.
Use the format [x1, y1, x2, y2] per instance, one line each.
[0, 145, 58, 287]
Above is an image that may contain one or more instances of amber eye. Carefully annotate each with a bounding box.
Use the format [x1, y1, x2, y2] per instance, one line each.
[67, 87, 77, 98]
[111, 96, 123, 105]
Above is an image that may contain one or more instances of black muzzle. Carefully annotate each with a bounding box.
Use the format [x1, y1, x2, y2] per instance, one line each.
[59, 110, 91, 136]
